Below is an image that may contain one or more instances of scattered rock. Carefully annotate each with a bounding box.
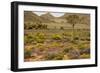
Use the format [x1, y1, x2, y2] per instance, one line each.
[67, 49, 80, 59]
[80, 48, 90, 55]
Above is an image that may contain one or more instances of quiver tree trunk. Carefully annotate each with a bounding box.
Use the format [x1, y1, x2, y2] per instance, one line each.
[72, 24, 75, 41]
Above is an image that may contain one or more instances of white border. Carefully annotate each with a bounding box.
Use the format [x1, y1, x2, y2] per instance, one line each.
[18, 5, 95, 68]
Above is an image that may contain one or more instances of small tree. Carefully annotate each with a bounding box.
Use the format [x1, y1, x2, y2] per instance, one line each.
[66, 15, 79, 41]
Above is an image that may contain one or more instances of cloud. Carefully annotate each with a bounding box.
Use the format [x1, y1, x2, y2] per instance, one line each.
[33, 11, 64, 17]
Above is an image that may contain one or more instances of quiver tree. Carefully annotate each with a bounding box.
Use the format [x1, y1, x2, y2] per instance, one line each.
[66, 15, 79, 41]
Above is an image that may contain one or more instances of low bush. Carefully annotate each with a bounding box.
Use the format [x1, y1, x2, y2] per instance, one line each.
[67, 49, 80, 59]
[24, 49, 32, 59]
[80, 54, 90, 59]
[45, 53, 56, 60]
[54, 52, 64, 60]
[24, 34, 34, 44]
[78, 43, 90, 50]
[51, 34, 62, 40]
[74, 36, 79, 40]
[45, 52, 64, 60]
[34, 32, 46, 43]
[50, 42, 61, 47]
[60, 27, 64, 30]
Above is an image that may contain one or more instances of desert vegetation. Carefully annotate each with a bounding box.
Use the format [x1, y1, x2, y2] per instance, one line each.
[24, 11, 90, 62]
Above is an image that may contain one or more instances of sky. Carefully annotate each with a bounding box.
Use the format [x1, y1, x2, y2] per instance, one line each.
[33, 11, 65, 17]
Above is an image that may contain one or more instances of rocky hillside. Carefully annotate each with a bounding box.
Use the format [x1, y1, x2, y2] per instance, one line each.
[24, 11, 90, 29]
[60, 13, 90, 25]
[24, 11, 42, 23]
[24, 11, 53, 23]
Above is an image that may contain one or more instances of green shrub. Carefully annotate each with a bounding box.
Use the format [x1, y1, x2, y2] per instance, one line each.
[80, 54, 90, 59]
[33, 43, 47, 52]
[34, 32, 46, 43]
[63, 48, 70, 53]
[54, 53, 64, 60]
[51, 42, 60, 47]
[52, 34, 62, 40]
[78, 43, 89, 50]
[45, 52, 64, 60]
[24, 49, 32, 59]
[45, 54, 56, 60]
[34, 36, 45, 43]
[62, 32, 71, 36]
[24, 34, 34, 44]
